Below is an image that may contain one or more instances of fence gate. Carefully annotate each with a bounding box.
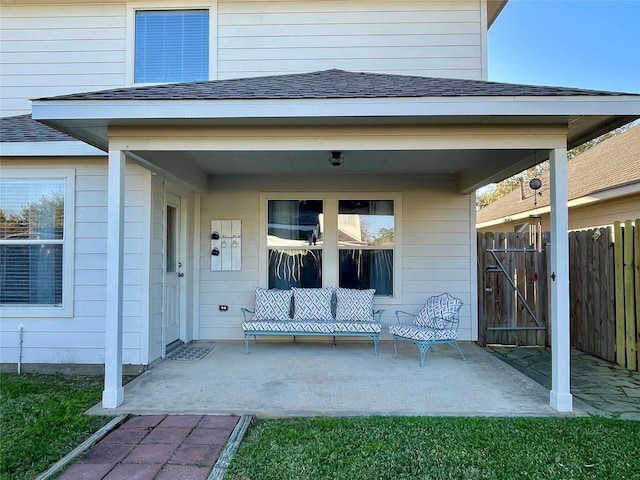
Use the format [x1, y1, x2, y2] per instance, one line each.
[477, 232, 549, 346]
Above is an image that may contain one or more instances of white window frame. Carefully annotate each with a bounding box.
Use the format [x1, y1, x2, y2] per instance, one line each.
[126, 2, 218, 86]
[0, 169, 75, 318]
[260, 192, 402, 304]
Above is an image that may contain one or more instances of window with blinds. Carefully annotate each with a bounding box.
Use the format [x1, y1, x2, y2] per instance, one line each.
[0, 179, 65, 306]
[135, 9, 209, 83]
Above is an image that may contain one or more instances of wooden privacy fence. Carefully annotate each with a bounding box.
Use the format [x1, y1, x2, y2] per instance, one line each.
[478, 220, 640, 373]
[477, 232, 549, 347]
[613, 220, 640, 372]
[568, 227, 616, 362]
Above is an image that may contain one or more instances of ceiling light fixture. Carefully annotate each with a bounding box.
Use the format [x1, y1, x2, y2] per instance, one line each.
[328, 151, 344, 167]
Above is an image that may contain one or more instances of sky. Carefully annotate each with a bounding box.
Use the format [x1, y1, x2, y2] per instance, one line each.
[488, 0, 640, 93]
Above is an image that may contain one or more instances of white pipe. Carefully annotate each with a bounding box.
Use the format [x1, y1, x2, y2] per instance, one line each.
[18, 325, 24, 375]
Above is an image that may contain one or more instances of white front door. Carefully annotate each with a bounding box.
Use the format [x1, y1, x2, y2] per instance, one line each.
[164, 193, 182, 348]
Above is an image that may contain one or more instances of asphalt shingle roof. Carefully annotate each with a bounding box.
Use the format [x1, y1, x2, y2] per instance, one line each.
[0, 114, 76, 143]
[37, 69, 632, 102]
[476, 123, 640, 224]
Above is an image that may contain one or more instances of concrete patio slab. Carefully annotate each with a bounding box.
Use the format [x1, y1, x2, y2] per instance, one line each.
[88, 341, 585, 418]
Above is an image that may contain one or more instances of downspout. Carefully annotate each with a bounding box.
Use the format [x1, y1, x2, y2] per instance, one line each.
[18, 325, 24, 375]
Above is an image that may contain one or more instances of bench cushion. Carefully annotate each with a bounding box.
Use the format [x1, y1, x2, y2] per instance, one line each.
[242, 321, 291, 332]
[242, 320, 333, 333]
[252, 288, 292, 321]
[389, 324, 457, 341]
[292, 287, 333, 321]
[331, 321, 381, 334]
[335, 288, 375, 321]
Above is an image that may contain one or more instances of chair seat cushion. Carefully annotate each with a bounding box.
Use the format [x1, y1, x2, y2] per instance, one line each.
[330, 321, 381, 334]
[389, 324, 457, 341]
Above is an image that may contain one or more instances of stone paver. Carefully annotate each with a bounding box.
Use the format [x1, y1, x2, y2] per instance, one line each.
[102, 463, 162, 480]
[57, 463, 113, 480]
[56, 415, 239, 480]
[488, 346, 640, 419]
[155, 464, 211, 480]
[122, 444, 178, 464]
[141, 427, 192, 444]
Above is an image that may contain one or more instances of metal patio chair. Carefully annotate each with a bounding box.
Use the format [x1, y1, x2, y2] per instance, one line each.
[390, 293, 466, 366]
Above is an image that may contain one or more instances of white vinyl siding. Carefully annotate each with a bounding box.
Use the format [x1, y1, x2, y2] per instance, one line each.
[217, 0, 483, 80]
[0, 2, 127, 116]
[1, 0, 487, 116]
[0, 159, 152, 365]
[199, 174, 472, 341]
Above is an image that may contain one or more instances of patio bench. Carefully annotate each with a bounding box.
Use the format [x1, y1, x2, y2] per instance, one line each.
[241, 287, 383, 355]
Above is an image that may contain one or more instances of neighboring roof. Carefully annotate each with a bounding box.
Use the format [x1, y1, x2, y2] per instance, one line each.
[37, 69, 632, 102]
[0, 114, 76, 142]
[476, 124, 640, 225]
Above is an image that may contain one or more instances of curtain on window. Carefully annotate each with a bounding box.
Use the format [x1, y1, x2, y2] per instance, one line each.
[338, 200, 394, 295]
[267, 200, 323, 289]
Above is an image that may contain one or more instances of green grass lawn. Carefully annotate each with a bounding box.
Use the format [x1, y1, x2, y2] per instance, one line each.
[3, 374, 640, 480]
[225, 416, 640, 480]
[0, 373, 110, 480]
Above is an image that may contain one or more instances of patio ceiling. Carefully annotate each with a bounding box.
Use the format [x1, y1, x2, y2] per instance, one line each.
[133, 148, 533, 176]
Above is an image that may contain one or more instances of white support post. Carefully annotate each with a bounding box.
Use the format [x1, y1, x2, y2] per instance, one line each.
[102, 149, 125, 408]
[549, 148, 573, 412]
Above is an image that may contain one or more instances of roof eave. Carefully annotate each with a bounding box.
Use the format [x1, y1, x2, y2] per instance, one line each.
[0, 140, 105, 157]
[487, 0, 509, 28]
[31, 95, 640, 152]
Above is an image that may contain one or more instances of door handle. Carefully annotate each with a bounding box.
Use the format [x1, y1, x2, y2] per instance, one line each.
[178, 272, 185, 278]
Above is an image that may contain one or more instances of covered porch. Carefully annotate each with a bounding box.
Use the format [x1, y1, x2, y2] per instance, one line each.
[32, 70, 640, 414]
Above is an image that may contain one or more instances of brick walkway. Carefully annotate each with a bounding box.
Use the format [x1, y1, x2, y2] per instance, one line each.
[57, 415, 239, 480]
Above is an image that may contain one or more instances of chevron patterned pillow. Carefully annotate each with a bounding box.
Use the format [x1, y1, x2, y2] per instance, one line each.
[415, 294, 462, 328]
[292, 287, 334, 321]
[335, 288, 375, 321]
[251, 288, 293, 321]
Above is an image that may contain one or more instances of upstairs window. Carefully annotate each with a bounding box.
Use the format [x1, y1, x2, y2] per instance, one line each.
[135, 9, 209, 83]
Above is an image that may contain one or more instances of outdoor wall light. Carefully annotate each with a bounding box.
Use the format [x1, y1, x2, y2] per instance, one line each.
[329, 151, 344, 166]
